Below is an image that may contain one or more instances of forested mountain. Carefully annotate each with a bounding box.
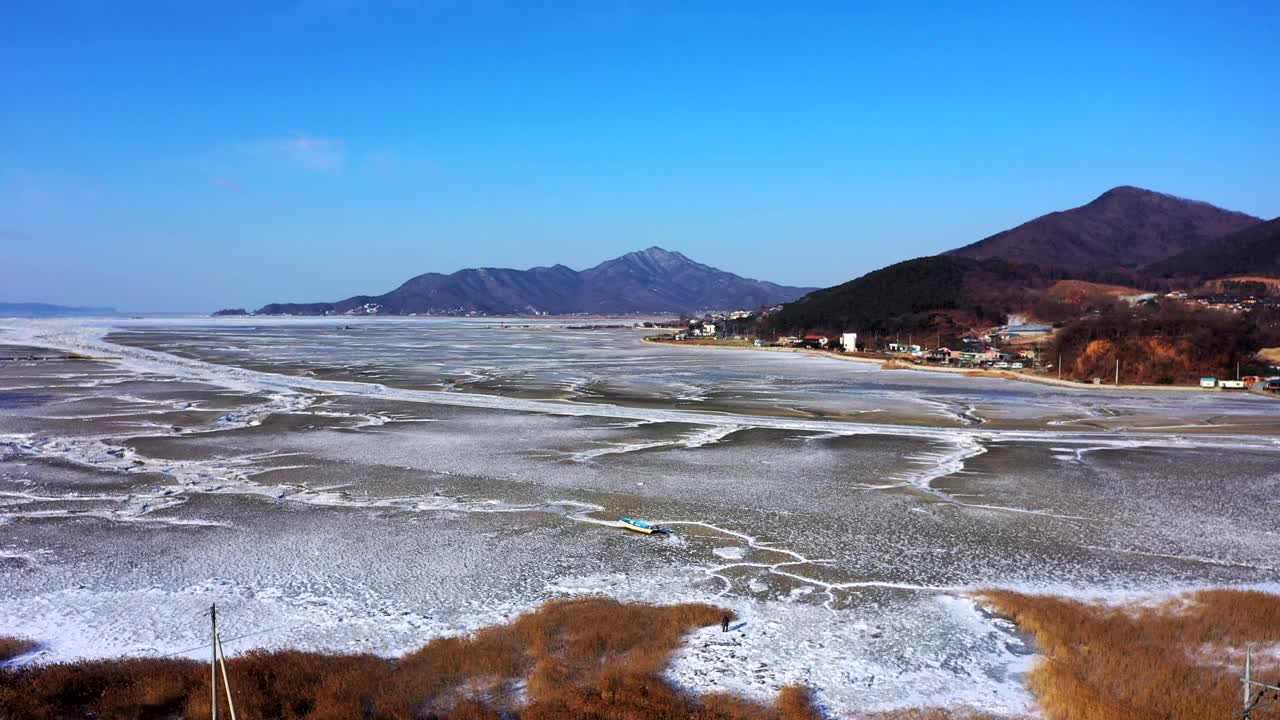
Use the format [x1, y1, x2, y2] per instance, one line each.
[1146, 217, 1280, 280]
[255, 248, 814, 316]
[945, 186, 1259, 273]
[766, 256, 1046, 338]
[770, 187, 1274, 342]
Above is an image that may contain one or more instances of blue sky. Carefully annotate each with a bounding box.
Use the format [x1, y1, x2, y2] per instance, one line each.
[2, 1, 1278, 312]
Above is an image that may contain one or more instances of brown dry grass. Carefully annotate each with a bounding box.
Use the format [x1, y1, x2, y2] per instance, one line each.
[1044, 280, 1143, 306]
[0, 598, 829, 720]
[0, 638, 38, 663]
[28, 588, 1274, 720]
[651, 337, 756, 348]
[0, 598, 1015, 720]
[981, 589, 1280, 720]
[1200, 276, 1280, 294]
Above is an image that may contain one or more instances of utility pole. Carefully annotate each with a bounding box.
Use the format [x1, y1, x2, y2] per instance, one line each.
[1057, 354, 1062, 381]
[211, 605, 218, 720]
[1247, 641, 1253, 709]
[1115, 358, 1120, 386]
[208, 604, 238, 720]
[1242, 642, 1280, 717]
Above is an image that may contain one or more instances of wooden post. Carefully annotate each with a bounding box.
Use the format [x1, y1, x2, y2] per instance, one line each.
[1245, 643, 1252, 710]
[210, 605, 218, 720]
[216, 630, 238, 720]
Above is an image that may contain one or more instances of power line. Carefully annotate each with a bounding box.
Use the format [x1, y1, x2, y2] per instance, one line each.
[1242, 687, 1279, 720]
[1241, 642, 1280, 719]
[155, 622, 294, 659]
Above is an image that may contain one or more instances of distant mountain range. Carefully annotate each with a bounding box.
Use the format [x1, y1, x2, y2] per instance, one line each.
[773, 186, 1277, 337]
[0, 302, 117, 318]
[248, 186, 1275, 324]
[945, 186, 1260, 273]
[255, 247, 815, 316]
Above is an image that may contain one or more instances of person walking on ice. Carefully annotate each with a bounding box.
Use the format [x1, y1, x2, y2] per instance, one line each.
[721, 614, 730, 632]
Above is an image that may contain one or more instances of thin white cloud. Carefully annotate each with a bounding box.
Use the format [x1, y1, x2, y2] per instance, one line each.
[281, 131, 345, 170]
[220, 133, 347, 175]
[280, 132, 347, 172]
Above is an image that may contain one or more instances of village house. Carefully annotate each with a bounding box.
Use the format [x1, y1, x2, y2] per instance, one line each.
[840, 332, 858, 352]
[995, 323, 1052, 340]
[955, 348, 1001, 366]
[926, 347, 953, 363]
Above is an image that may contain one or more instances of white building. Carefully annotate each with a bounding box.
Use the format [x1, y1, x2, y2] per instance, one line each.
[840, 333, 858, 352]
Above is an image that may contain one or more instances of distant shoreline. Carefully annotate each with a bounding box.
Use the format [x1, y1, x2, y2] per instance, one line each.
[640, 337, 1258, 395]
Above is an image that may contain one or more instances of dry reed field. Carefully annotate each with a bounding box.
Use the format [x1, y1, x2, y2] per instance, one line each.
[8, 589, 1275, 719]
[981, 589, 1280, 720]
[0, 639, 37, 664]
[0, 598, 831, 720]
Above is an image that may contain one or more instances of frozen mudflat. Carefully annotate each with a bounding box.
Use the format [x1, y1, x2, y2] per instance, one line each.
[2, 317, 1279, 715]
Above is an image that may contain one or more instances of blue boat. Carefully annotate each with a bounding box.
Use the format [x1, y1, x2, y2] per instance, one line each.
[620, 517, 670, 535]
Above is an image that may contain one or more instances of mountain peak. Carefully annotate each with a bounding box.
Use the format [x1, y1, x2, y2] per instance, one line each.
[946, 186, 1260, 272]
[255, 248, 813, 316]
[1090, 185, 1203, 208]
[626, 246, 688, 262]
[1098, 185, 1157, 198]
[601, 246, 701, 274]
